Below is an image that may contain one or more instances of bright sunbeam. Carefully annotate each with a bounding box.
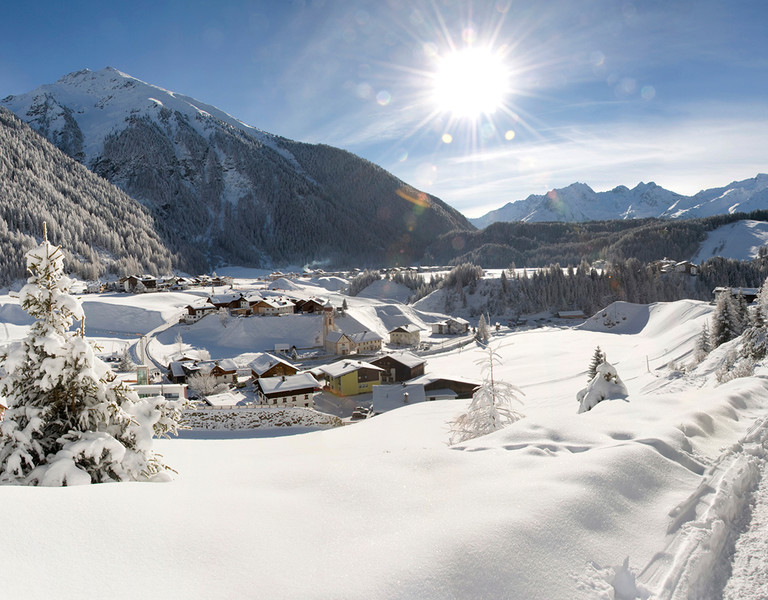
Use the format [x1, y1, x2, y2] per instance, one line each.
[433, 47, 509, 119]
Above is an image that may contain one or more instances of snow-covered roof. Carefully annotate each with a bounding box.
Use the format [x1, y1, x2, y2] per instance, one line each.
[348, 330, 382, 343]
[407, 373, 480, 387]
[209, 292, 244, 305]
[324, 331, 351, 344]
[248, 352, 297, 376]
[389, 324, 422, 334]
[256, 373, 320, 395]
[169, 362, 186, 378]
[319, 360, 384, 378]
[204, 391, 246, 408]
[372, 384, 426, 410]
[373, 351, 425, 369]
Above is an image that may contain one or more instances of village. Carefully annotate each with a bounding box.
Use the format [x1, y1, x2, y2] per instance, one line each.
[94, 269, 487, 428]
[83, 259, 754, 431]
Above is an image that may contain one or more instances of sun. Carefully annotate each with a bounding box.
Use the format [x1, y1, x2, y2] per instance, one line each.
[432, 47, 510, 119]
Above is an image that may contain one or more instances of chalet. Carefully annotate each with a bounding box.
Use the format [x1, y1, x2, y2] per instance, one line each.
[371, 351, 426, 383]
[254, 373, 321, 407]
[324, 331, 354, 355]
[388, 324, 422, 346]
[431, 318, 470, 335]
[347, 331, 383, 354]
[119, 275, 158, 293]
[317, 360, 384, 396]
[294, 297, 328, 314]
[250, 297, 296, 316]
[194, 359, 238, 385]
[713, 287, 759, 303]
[209, 292, 250, 314]
[675, 261, 699, 276]
[181, 303, 218, 324]
[249, 353, 299, 379]
[168, 361, 188, 384]
[406, 374, 480, 399]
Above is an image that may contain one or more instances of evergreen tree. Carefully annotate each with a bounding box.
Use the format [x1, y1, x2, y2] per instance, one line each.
[587, 346, 605, 381]
[476, 313, 491, 344]
[694, 323, 711, 363]
[711, 293, 742, 348]
[0, 233, 184, 486]
[449, 344, 524, 445]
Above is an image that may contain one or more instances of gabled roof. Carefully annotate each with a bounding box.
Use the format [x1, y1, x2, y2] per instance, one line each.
[325, 331, 352, 344]
[348, 331, 382, 344]
[169, 362, 186, 378]
[372, 351, 425, 369]
[256, 373, 320, 395]
[318, 360, 384, 378]
[248, 352, 297, 376]
[389, 324, 422, 334]
[209, 292, 244, 305]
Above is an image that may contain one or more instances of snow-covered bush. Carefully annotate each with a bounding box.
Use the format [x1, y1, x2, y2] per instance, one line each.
[0, 235, 184, 486]
[577, 361, 628, 413]
[187, 371, 229, 396]
[449, 345, 524, 444]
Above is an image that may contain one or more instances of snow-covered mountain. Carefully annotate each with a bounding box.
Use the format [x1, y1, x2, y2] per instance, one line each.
[471, 175, 768, 227]
[2, 68, 472, 269]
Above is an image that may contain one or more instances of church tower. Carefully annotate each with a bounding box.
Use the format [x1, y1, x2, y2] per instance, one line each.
[322, 303, 336, 339]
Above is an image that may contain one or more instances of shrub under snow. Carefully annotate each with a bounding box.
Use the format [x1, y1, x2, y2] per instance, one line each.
[577, 361, 629, 413]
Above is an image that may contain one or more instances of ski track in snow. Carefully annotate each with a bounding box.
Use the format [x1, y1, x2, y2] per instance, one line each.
[723, 448, 768, 600]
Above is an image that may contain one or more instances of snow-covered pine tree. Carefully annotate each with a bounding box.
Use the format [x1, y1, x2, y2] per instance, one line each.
[449, 344, 524, 444]
[0, 232, 184, 486]
[476, 313, 491, 343]
[742, 303, 767, 360]
[710, 292, 742, 348]
[587, 345, 605, 381]
[694, 323, 711, 363]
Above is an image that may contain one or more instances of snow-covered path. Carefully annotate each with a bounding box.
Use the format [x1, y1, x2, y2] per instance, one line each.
[723, 460, 768, 599]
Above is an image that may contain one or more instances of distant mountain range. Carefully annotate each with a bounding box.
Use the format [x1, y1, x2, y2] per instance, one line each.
[2, 67, 472, 269]
[470, 175, 768, 228]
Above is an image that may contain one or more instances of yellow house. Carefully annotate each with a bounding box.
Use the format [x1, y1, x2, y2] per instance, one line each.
[318, 359, 384, 396]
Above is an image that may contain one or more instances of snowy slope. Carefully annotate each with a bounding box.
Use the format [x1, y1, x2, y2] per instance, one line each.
[471, 175, 768, 226]
[4, 296, 768, 598]
[691, 219, 768, 263]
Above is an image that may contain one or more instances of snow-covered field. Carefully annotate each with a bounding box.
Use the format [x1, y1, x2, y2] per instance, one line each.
[1, 285, 767, 598]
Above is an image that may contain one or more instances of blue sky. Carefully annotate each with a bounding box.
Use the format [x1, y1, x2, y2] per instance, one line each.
[2, 0, 767, 218]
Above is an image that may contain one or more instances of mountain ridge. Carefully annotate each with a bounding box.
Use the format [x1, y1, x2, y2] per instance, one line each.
[471, 175, 768, 227]
[2, 67, 473, 269]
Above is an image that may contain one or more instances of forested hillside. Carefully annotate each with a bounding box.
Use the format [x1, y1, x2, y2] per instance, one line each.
[424, 212, 768, 268]
[0, 107, 184, 284]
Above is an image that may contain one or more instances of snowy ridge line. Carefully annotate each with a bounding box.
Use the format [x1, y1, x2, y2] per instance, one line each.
[637, 407, 768, 599]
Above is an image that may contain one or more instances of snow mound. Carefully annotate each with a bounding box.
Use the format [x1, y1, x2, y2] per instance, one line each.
[580, 300, 710, 337]
[315, 276, 348, 292]
[357, 279, 412, 303]
[268, 278, 300, 291]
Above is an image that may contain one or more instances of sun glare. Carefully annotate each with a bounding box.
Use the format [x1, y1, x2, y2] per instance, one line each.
[433, 47, 509, 119]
